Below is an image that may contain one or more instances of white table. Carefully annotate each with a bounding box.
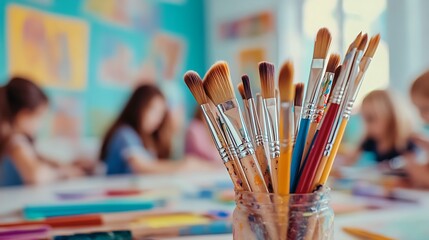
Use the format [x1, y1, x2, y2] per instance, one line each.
[1, 171, 429, 239]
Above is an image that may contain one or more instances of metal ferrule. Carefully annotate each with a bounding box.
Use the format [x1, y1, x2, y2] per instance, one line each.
[330, 49, 357, 105]
[323, 116, 343, 157]
[303, 59, 327, 119]
[263, 98, 280, 158]
[341, 50, 366, 120]
[279, 102, 294, 147]
[256, 94, 269, 144]
[218, 116, 239, 161]
[217, 99, 255, 159]
[247, 99, 264, 146]
[200, 104, 230, 163]
[351, 56, 372, 101]
[242, 99, 252, 142]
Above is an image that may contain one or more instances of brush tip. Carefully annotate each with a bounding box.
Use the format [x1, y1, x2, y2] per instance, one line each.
[365, 34, 381, 57]
[278, 61, 295, 102]
[259, 61, 276, 98]
[294, 83, 304, 107]
[237, 82, 246, 100]
[358, 34, 368, 51]
[241, 74, 253, 100]
[314, 27, 332, 59]
[203, 61, 234, 105]
[326, 54, 340, 73]
[184, 70, 208, 105]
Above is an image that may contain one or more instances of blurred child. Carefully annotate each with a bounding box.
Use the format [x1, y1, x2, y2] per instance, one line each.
[0, 77, 84, 186]
[345, 90, 415, 165]
[185, 107, 223, 167]
[100, 85, 211, 175]
[404, 71, 429, 188]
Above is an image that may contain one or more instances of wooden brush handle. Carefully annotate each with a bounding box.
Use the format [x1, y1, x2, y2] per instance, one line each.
[319, 119, 348, 185]
[224, 161, 248, 191]
[255, 145, 273, 192]
[296, 104, 340, 193]
[239, 154, 269, 193]
[270, 156, 279, 194]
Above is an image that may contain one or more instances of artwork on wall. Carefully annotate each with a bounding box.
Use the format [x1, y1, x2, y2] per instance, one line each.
[97, 32, 184, 88]
[219, 11, 274, 41]
[7, 5, 89, 90]
[50, 93, 83, 140]
[84, 0, 159, 32]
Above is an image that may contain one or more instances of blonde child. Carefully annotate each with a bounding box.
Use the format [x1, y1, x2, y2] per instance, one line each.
[345, 90, 416, 166]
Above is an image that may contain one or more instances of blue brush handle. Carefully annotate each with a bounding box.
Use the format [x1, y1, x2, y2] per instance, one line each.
[297, 130, 319, 183]
[290, 118, 310, 192]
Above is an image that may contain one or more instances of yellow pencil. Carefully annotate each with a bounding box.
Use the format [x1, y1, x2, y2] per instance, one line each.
[343, 227, 396, 240]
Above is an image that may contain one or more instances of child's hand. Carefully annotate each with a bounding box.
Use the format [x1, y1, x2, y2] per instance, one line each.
[403, 153, 429, 189]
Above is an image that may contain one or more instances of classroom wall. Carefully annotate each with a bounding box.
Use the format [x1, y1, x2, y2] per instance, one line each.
[0, 0, 205, 140]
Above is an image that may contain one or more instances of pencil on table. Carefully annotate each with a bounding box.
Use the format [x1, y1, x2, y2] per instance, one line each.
[342, 227, 395, 240]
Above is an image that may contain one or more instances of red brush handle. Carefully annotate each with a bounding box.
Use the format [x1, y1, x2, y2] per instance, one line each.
[295, 103, 340, 193]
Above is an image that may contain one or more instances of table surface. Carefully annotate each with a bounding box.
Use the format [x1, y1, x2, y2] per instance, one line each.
[1, 170, 429, 239]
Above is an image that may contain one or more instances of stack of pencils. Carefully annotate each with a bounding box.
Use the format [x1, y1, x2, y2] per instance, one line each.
[184, 27, 380, 196]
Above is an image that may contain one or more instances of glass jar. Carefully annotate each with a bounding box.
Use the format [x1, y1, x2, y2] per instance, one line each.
[233, 188, 333, 240]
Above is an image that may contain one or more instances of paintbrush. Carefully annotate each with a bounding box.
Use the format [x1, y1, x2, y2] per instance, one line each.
[259, 61, 281, 193]
[184, 71, 249, 191]
[291, 28, 331, 192]
[293, 83, 304, 136]
[238, 82, 252, 141]
[295, 33, 363, 193]
[302, 54, 340, 163]
[203, 61, 268, 193]
[242, 75, 273, 192]
[277, 61, 295, 195]
[312, 35, 368, 190]
[318, 34, 380, 186]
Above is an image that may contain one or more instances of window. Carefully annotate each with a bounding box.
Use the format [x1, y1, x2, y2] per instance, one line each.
[302, 0, 388, 109]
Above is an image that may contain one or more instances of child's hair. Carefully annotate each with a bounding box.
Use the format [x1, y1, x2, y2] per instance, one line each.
[411, 70, 429, 99]
[361, 89, 412, 151]
[0, 77, 49, 154]
[100, 85, 172, 160]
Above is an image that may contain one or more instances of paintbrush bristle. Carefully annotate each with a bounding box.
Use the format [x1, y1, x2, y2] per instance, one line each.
[358, 34, 368, 51]
[326, 54, 340, 73]
[241, 74, 253, 100]
[294, 83, 304, 107]
[313, 28, 332, 59]
[259, 61, 276, 98]
[184, 71, 209, 105]
[203, 61, 235, 105]
[237, 83, 246, 100]
[331, 65, 342, 91]
[278, 60, 295, 102]
[364, 34, 381, 58]
[347, 32, 363, 53]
